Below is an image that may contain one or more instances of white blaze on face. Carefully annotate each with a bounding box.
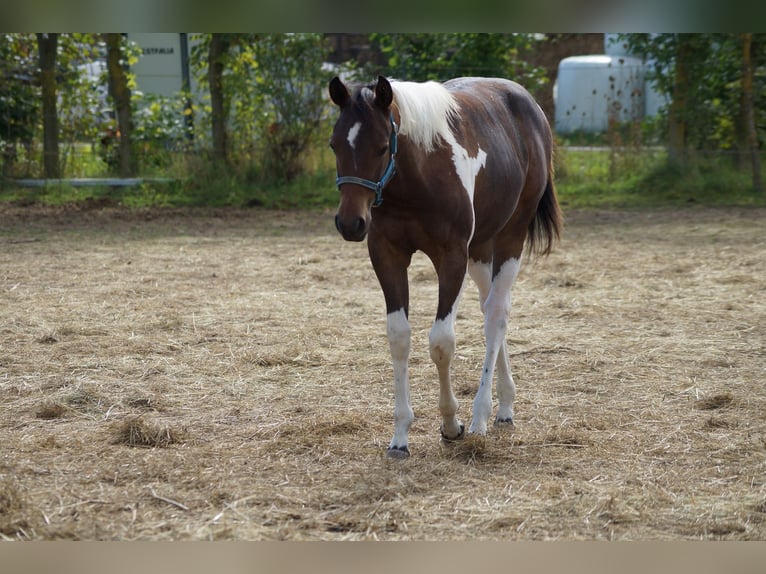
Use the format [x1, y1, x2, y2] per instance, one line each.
[346, 121, 362, 150]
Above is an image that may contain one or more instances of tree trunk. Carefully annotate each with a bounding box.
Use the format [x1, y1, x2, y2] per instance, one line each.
[105, 33, 135, 177]
[667, 35, 691, 168]
[208, 34, 229, 164]
[37, 33, 60, 179]
[742, 33, 762, 193]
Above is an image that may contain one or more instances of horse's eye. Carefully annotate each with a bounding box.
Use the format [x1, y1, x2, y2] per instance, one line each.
[378, 146, 388, 157]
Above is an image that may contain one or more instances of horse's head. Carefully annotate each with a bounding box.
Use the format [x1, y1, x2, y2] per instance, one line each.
[329, 75, 396, 242]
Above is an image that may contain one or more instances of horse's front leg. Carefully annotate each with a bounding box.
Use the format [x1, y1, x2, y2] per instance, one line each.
[369, 235, 414, 459]
[429, 250, 468, 442]
[385, 306, 413, 458]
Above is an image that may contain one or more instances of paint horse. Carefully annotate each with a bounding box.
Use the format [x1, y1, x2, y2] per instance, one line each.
[329, 75, 562, 458]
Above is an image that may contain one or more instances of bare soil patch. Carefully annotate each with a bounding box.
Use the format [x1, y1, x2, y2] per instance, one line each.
[0, 204, 764, 540]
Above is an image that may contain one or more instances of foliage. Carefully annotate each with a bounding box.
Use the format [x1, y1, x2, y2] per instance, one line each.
[250, 34, 333, 182]
[554, 147, 766, 209]
[619, 33, 766, 152]
[0, 33, 146, 178]
[131, 92, 193, 171]
[1, 33, 763, 209]
[367, 33, 548, 92]
[55, 34, 113, 175]
[98, 36, 188, 175]
[189, 33, 333, 183]
[0, 34, 38, 176]
[56, 35, 107, 141]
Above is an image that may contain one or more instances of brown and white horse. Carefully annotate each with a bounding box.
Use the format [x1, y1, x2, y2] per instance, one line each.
[329, 75, 562, 458]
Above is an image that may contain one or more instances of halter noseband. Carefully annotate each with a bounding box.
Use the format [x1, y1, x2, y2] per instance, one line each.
[335, 112, 398, 208]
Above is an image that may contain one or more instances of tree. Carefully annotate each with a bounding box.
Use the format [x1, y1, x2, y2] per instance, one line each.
[208, 33, 231, 165]
[369, 33, 546, 91]
[621, 33, 764, 170]
[37, 33, 59, 179]
[666, 36, 693, 167]
[189, 33, 332, 182]
[742, 33, 762, 193]
[104, 33, 135, 177]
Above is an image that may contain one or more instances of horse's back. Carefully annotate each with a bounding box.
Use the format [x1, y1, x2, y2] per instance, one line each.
[444, 77, 549, 132]
[442, 77, 554, 245]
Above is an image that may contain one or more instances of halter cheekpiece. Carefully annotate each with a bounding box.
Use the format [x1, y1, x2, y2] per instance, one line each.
[335, 112, 398, 208]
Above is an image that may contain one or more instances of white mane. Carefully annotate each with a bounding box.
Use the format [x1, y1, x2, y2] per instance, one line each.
[390, 80, 460, 153]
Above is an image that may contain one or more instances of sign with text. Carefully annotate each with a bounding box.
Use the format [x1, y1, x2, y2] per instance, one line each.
[128, 33, 187, 97]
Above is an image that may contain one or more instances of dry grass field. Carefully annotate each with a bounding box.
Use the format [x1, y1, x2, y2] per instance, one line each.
[0, 204, 764, 541]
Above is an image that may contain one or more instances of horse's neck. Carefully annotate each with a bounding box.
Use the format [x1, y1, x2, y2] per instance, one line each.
[391, 138, 433, 195]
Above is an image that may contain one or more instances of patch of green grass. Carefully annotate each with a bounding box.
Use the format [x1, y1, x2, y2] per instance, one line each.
[555, 148, 766, 210]
[245, 169, 339, 209]
[2, 146, 764, 212]
[0, 166, 340, 210]
[0, 181, 181, 209]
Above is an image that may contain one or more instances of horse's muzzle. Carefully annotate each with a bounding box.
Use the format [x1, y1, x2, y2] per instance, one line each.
[335, 213, 367, 242]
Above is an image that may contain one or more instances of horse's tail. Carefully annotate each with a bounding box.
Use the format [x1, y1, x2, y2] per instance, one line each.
[526, 161, 563, 257]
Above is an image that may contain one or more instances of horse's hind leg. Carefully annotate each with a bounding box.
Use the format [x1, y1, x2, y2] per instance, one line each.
[467, 258, 517, 426]
[468, 251, 521, 435]
[494, 339, 516, 424]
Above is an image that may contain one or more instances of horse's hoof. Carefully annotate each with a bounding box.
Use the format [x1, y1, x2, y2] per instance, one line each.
[440, 422, 465, 443]
[494, 416, 515, 427]
[386, 445, 410, 459]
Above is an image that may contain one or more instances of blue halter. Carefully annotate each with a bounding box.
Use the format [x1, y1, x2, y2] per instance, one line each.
[335, 113, 398, 208]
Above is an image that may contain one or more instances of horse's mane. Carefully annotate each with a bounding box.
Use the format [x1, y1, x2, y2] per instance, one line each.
[390, 80, 460, 153]
[355, 79, 459, 153]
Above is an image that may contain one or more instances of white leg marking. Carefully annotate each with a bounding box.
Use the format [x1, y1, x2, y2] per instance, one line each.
[495, 339, 516, 424]
[387, 309, 413, 454]
[346, 121, 361, 150]
[429, 308, 463, 440]
[470, 260, 517, 423]
[467, 259, 492, 312]
[469, 257, 521, 435]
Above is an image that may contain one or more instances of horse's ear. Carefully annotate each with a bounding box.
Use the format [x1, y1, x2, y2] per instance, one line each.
[329, 76, 350, 107]
[374, 75, 393, 110]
